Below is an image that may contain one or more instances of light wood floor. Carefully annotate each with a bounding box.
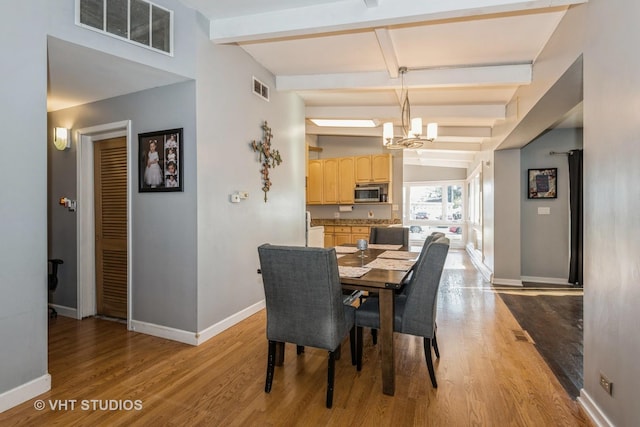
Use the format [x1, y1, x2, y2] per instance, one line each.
[1, 251, 590, 426]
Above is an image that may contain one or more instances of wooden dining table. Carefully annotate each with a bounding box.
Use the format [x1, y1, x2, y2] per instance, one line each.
[337, 246, 414, 396]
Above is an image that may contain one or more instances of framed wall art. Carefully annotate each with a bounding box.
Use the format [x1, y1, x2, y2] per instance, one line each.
[138, 128, 183, 192]
[528, 168, 557, 199]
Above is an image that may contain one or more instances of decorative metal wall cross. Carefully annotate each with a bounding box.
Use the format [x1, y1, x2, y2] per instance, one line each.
[250, 121, 282, 202]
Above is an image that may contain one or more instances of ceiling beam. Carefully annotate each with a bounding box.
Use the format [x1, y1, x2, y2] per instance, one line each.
[306, 123, 488, 145]
[374, 28, 399, 79]
[209, 0, 586, 43]
[277, 63, 531, 91]
[306, 104, 505, 122]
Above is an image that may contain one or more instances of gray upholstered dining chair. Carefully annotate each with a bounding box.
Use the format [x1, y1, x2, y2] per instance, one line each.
[257, 243, 356, 408]
[368, 230, 446, 345]
[369, 226, 410, 247]
[355, 237, 450, 388]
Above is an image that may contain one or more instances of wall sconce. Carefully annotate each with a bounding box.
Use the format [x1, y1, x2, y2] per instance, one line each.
[53, 127, 71, 151]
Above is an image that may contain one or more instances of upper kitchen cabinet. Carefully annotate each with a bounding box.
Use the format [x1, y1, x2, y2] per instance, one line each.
[322, 158, 339, 204]
[338, 157, 355, 204]
[307, 157, 355, 205]
[355, 154, 392, 183]
[306, 159, 323, 205]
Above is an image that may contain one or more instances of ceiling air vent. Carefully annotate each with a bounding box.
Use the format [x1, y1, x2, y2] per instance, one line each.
[253, 77, 270, 102]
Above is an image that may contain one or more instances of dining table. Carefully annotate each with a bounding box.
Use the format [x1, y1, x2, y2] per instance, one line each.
[336, 244, 417, 396]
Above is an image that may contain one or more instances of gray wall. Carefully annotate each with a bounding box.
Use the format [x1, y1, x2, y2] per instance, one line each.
[493, 149, 522, 283]
[583, 0, 640, 424]
[48, 0, 197, 80]
[0, 0, 49, 398]
[521, 128, 583, 281]
[48, 81, 198, 331]
[194, 21, 306, 331]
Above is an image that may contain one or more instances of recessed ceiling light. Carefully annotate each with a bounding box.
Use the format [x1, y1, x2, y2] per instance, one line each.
[309, 119, 377, 128]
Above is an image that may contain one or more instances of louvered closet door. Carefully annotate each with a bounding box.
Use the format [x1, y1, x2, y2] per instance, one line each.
[94, 137, 128, 319]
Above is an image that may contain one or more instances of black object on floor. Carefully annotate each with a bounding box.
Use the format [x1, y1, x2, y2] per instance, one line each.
[497, 286, 583, 399]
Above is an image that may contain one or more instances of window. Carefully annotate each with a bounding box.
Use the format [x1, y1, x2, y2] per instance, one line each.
[466, 168, 483, 256]
[77, 0, 173, 55]
[404, 181, 465, 248]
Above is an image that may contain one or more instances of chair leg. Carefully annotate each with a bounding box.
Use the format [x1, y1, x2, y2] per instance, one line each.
[326, 350, 336, 408]
[371, 328, 377, 345]
[432, 331, 440, 359]
[296, 345, 305, 355]
[349, 327, 357, 366]
[265, 340, 276, 393]
[356, 326, 363, 371]
[423, 338, 438, 388]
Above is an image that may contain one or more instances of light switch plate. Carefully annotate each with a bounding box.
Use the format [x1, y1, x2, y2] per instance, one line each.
[538, 207, 550, 215]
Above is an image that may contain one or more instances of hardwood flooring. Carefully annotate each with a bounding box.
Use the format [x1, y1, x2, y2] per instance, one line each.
[496, 285, 584, 398]
[0, 251, 590, 426]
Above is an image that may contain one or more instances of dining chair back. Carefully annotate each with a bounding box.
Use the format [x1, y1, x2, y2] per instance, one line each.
[369, 226, 409, 247]
[257, 243, 356, 408]
[355, 237, 449, 387]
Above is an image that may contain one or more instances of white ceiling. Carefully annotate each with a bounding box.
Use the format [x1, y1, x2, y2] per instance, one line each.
[47, 0, 586, 168]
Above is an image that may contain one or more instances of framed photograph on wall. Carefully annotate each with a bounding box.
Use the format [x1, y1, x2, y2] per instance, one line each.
[528, 168, 557, 199]
[138, 128, 183, 192]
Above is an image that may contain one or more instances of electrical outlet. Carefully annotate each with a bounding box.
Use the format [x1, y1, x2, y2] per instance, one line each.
[600, 373, 613, 395]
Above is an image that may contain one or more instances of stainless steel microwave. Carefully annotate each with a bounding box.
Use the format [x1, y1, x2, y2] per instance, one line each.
[354, 186, 381, 202]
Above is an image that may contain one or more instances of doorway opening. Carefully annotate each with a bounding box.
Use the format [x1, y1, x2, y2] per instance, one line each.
[76, 121, 133, 329]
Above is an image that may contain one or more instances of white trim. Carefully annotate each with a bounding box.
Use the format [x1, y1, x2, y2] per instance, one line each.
[196, 300, 266, 345]
[130, 320, 198, 346]
[520, 276, 571, 285]
[75, 121, 133, 330]
[48, 304, 77, 319]
[0, 374, 51, 413]
[129, 301, 266, 346]
[577, 389, 615, 427]
[492, 277, 523, 287]
[466, 244, 492, 282]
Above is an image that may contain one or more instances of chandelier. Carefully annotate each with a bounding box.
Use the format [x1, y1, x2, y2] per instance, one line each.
[383, 67, 437, 149]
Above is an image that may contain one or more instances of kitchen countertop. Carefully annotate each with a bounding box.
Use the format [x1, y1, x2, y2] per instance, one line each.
[310, 219, 401, 227]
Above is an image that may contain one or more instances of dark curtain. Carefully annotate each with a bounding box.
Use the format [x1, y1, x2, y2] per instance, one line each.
[568, 149, 583, 286]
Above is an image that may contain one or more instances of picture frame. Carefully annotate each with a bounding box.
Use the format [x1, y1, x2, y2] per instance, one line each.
[138, 128, 183, 192]
[528, 168, 557, 199]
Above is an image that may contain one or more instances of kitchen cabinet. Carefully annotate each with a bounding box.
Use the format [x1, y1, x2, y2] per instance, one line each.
[322, 158, 339, 204]
[308, 157, 355, 205]
[306, 159, 323, 205]
[324, 226, 335, 247]
[307, 154, 391, 205]
[355, 154, 392, 183]
[338, 157, 355, 203]
[333, 226, 352, 245]
[323, 225, 371, 247]
[351, 226, 371, 243]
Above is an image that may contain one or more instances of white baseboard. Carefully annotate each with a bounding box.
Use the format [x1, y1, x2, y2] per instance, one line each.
[129, 300, 266, 347]
[520, 276, 570, 285]
[465, 244, 493, 282]
[130, 320, 198, 346]
[0, 374, 51, 413]
[492, 278, 523, 287]
[196, 300, 265, 345]
[578, 389, 614, 427]
[48, 304, 77, 319]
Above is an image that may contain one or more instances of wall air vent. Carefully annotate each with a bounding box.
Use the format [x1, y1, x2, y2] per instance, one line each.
[77, 0, 173, 55]
[253, 77, 270, 102]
